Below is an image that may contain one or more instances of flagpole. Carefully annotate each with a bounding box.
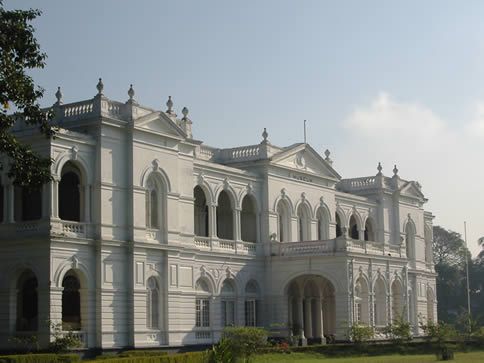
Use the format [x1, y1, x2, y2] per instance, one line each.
[464, 221, 471, 332]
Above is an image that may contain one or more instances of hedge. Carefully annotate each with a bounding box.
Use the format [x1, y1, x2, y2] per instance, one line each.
[0, 354, 79, 363]
[90, 351, 211, 363]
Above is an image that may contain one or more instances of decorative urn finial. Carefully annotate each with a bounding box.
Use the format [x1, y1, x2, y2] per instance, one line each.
[262, 128, 268, 143]
[377, 162, 383, 175]
[166, 96, 174, 114]
[55, 86, 63, 105]
[128, 84, 135, 101]
[96, 78, 104, 95]
[393, 164, 399, 176]
[182, 106, 189, 120]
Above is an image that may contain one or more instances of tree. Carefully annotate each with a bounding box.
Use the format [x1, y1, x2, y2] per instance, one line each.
[0, 1, 54, 188]
[432, 226, 468, 323]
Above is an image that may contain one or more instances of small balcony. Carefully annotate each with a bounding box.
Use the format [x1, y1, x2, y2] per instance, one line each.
[194, 236, 257, 256]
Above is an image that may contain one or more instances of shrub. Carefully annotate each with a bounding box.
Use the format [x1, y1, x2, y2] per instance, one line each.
[347, 323, 374, 344]
[210, 327, 267, 362]
[47, 321, 82, 353]
[89, 351, 210, 363]
[383, 315, 412, 344]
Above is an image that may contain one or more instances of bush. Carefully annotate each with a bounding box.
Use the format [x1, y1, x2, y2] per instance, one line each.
[383, 315, 412, 344]
[209, 327, 267, 362]
[0, 354, 79, 363]
[347, 323, 374, 344]
[117, 351, 169, 358]
[47, 321, 82, 353]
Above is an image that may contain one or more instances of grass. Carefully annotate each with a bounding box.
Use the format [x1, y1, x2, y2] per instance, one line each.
[253, 351, 484, 363]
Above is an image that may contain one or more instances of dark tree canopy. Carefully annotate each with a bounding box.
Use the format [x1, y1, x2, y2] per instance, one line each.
[0, 1, 54, 187]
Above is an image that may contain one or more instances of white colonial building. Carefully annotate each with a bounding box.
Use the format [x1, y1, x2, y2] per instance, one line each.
[0, 80, 437, 350]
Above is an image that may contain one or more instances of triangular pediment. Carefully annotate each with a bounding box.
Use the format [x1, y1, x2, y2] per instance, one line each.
[399, 181, 426, 201]
[270, 143, 341, 180]
[134, 111, 186, 138]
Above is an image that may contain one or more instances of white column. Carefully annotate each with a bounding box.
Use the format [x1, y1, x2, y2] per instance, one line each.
[52, 179, 59, 218]
[208, 204, 217, 238]
[234, 208, 241, 241]
[304, 298, 312, 339]
[297, 297, 305, 339]
[6, 183, 14, 223]
[315, 298, 325, 343]
[84, 184, 91, 222]
[358, 228, 365, 241]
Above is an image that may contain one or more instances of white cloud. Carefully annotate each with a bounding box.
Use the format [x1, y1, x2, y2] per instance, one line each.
[338, 92, 484, 256]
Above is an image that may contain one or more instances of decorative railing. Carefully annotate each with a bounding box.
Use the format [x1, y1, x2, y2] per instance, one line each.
[338, 176, 378, 192]
[195, 331, 212, 340]
[242, 241, 256, 253]
[220, 145, 262, 162]
[62, 331, 87, 347]
[51, 220, 90, 238]
[196, 145, 218, 160]
[101, 99, 124, 117]
[219, 239, 236, 250]
[63, 100, 94, 118]
[194, 236, 211, 248]
[15, 221, 40, 233]
[274, 239, 336, 256]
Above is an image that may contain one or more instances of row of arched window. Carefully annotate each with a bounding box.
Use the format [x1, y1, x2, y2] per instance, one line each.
[195, 278, 261, 328]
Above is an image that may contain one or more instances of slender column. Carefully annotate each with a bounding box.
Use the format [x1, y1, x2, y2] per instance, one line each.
[358, 228, 365, 241]
[304, 298, 312, 339]
[234, 208, 241, 241]
[52, 179, 59, 218]
[297, 297, 305, 339]
[84, 184, 91, 222]
[315, 298, 325, 343]
[288, 298, 293, 335]
[6, 183, 14, 223]
[208, 204, 217, 238]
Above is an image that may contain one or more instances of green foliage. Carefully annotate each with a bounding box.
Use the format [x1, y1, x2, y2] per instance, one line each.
[0, 354, 79, 363]
[8, 334, 39, 353]
[383, 315, 412, 344]
[347, 323, 374, 344]
[118, 351, 169, 358]
[47, 321, 82, 353]
[89, 351, 211, 363]
[0, 1, 55, 187]
[210, 327, 268, 362]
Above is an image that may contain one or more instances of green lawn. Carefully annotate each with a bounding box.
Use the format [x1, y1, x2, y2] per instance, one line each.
[254, 351, 484, 363]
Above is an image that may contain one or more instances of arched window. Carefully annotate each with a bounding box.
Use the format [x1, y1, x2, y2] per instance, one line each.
[195, 278, 211, 328]
[277, 200, 291, 242]
[16, 270, 38, 331]
[364, 219, 375, 242]
[405, 222, 416, 260]
[62, 273, 81, 330]
[59, 162, 82, 222]
[14, 187, 42, 221]
[194, 186, 209, 237]
[245, 280, 260, 327]
[146, 174, 167, 234]
[241, 195, 257, 242]
[297, 204, 311, 242]
[349, 215, 359, 240]
[316, 207, 329, 240]
[391, 280, 404, 321]
[335, 212, 343, 237]
[147, 277, 160, 329]
[221, 279, 236, 326]
[354, 277, 369, 325]
[217, 191, 234, 240]
[374, 278, 387, 326]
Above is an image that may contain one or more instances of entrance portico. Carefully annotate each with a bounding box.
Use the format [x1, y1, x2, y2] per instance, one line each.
[286, 275, 336, 344]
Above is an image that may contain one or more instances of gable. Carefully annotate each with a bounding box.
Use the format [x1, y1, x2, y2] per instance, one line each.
[270, 144, 341, 180]
[134, 112, 186, 138]
[399, 181, 426, 201]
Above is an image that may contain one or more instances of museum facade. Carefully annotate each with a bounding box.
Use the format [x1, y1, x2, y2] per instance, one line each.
[0, 80, 437, 349]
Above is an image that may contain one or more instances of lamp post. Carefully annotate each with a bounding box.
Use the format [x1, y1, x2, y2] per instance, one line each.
[463, 222, 471, 335]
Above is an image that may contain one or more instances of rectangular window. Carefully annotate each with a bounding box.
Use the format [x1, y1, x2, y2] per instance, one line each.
[355, 303, 362, 323]
[222, 300, 235, 326]
[245, 299, 257, 326]
[196, 298, 210, 327]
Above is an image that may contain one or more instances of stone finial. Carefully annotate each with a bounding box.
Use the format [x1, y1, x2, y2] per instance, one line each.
[262, 128, 268, 143]
[393, 164, 399, 176]
[55, 86, 63, 105]
[166, 96, 174, 114]
[96, 78, 104, 95]
[324, 149, 333, 164]
[377, 162, 383, 175]
[182, 106, 189, 120]
[128, 84, 135, 101]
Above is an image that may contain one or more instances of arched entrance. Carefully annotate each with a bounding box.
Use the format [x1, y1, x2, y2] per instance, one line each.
[286, 275, 336, 344]
[16, 270, 38, 331]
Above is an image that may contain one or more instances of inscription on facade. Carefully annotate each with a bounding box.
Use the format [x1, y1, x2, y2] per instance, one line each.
[289, 172, 313, 183]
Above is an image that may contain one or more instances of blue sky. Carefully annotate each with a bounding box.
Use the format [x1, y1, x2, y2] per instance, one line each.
[7, 1, 484, 254]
